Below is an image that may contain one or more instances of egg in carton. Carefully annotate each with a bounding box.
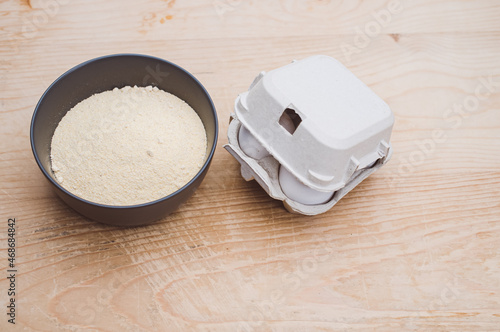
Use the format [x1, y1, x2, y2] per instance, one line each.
[224, 55, 394, 215]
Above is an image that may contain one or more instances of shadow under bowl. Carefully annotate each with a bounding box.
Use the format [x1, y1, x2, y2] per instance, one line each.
[30, 54, 218, 227]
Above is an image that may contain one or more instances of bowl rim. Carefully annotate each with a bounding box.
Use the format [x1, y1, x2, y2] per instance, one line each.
[30, 53, 219, 209]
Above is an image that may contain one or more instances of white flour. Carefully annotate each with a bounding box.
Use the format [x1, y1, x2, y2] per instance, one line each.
[50, 85, 207, 206]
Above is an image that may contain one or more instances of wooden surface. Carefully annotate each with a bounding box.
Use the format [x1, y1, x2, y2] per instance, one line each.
[1, 0, 500, 330]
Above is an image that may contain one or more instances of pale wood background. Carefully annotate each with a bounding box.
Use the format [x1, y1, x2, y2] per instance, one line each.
[1, 0, 500, 331]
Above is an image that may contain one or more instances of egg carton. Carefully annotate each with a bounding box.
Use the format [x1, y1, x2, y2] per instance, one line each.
[224, 55, 394, 215]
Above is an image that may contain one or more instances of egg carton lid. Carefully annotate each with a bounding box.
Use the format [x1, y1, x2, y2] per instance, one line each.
[234, 55, 394, 192]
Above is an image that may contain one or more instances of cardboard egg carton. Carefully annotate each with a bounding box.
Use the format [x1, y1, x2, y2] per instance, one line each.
[224, 55, 394, 215]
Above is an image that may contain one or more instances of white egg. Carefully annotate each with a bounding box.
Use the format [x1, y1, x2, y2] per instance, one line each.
[238, 125, 270, 160]
[279, 166, 334, 205]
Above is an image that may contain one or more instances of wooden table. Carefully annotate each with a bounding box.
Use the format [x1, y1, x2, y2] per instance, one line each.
[1, 0, 499, 330]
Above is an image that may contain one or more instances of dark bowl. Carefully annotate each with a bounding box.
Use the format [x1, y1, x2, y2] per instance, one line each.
[30, 54, 218, 227]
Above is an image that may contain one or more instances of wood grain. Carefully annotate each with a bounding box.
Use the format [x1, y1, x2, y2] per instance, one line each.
[1, 0, 500, 330]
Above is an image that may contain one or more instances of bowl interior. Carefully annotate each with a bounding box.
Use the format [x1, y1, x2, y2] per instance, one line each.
[31, 54, 218, 205]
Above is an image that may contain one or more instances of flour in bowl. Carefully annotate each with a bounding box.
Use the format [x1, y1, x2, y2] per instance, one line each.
[50, 85, 207, 206]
